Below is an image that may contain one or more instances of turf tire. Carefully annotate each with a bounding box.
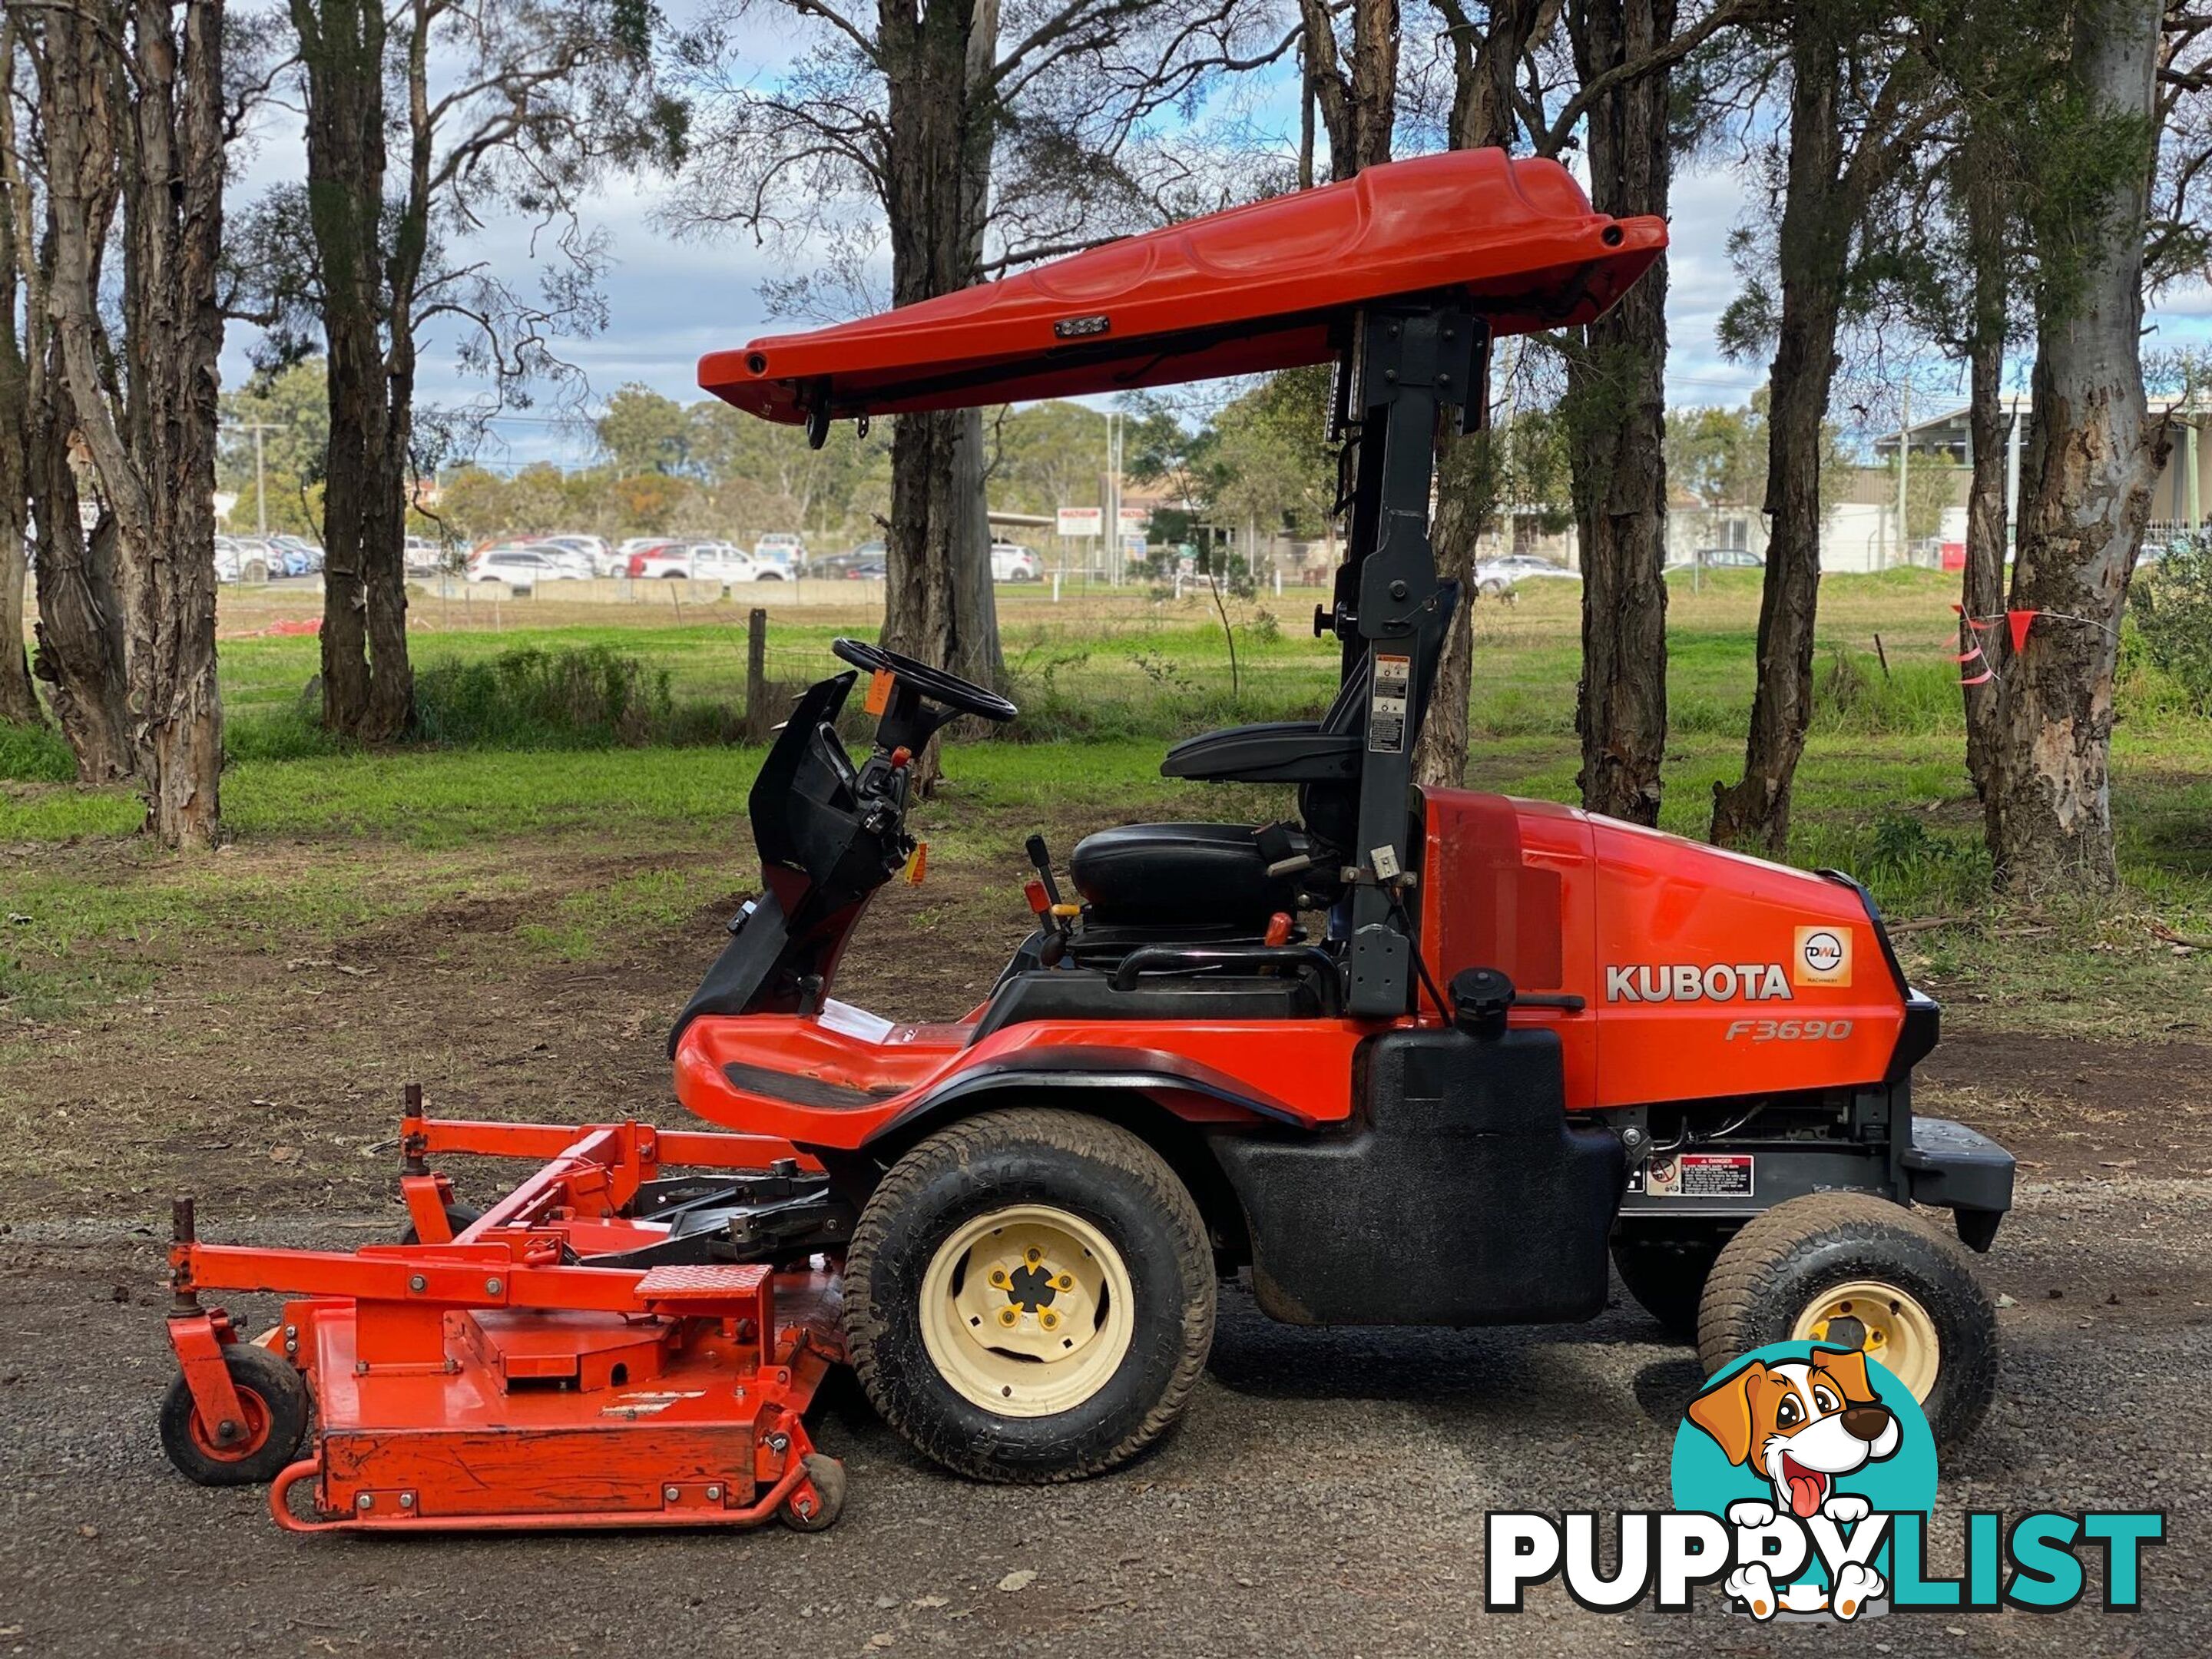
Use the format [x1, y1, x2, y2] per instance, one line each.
[1697, 1191, 1998, 1447]
[843, 1108, 1214, 1483]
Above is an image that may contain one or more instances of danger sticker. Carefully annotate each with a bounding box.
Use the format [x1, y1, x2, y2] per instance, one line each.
[1369, 653, 1412, 753]
[1641, 1153, 1753, 1199]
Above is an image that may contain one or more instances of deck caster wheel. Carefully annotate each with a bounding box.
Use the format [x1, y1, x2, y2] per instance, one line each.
[160, 1343, 310, 1486]
[843, 1107, 1215, 1484]
[1697, 1191, 1998, 1447]
[780, 1452, 846, 1532]
[398, 1201, 482, 1245]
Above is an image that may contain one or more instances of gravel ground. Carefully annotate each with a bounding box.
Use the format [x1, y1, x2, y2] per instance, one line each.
[1, 1174, 2204, 1658]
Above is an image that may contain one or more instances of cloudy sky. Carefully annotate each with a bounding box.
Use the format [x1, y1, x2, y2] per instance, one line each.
[218, 19, 2212, 475]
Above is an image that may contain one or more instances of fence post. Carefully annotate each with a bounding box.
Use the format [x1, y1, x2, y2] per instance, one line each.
[744, 607, 770, 743]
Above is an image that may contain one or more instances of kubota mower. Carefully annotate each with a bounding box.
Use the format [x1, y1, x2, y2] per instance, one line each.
[161, 148, 2012, 1528]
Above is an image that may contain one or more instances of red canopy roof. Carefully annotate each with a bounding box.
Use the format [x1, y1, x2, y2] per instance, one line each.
[700, 148, 1665, 426]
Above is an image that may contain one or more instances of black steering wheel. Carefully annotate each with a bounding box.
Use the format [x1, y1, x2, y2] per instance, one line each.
[832, 637, 1018, 724]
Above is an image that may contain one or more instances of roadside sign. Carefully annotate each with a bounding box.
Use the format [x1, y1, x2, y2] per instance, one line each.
[1117, 507, 1150, 532]
[1057, 507, 1103, 538]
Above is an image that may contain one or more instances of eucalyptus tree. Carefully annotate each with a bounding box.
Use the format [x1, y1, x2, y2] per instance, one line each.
[666, 0, 1291, 704]
[0, 20, 38, 729]
[1981, 0, 2181, 887]
[31, 0, 232, 843]
[1708, 0, 1945, 854]
[245, 0, 677, 741]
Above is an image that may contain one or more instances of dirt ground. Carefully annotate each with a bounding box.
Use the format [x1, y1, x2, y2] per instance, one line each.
[2, 836, 2209, 1656]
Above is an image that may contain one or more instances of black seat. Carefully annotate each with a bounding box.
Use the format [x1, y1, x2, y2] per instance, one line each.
[1068, 822, 1294, 926]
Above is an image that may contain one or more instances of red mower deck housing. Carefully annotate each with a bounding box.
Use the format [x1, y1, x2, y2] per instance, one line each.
[164, 1112, 843, 1534]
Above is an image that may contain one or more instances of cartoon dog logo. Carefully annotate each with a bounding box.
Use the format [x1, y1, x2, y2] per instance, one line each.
[1685, 1348, 1901, 1620]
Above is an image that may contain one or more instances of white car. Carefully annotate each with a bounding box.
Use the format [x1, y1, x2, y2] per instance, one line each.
[693, 541, 786, 584]
[403, 535, 455, 574]
[753, 532, 806, 573]
[224, 538, 280, 582]
[544, 534, 619, 575]
[990, 541, 1039, 581]
[469, 545, 581, 590]
[1474, 555, 1580, 595]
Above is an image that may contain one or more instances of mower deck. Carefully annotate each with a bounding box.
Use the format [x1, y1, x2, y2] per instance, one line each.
[162, 1104, 847, 1535]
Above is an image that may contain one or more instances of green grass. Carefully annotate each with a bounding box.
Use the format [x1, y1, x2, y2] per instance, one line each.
[6, 566, 2210, 1036]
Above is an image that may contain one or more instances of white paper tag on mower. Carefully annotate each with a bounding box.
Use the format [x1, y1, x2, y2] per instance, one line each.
[820, 999, 896, 1044]
[1368, 652, 1411, 753]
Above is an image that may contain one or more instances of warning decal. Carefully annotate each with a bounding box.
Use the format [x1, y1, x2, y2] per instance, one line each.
[1641, 1153, 1753, 1199]
[1369, 653, 1412, 753]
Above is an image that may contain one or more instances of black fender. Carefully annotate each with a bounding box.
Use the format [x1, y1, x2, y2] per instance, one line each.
[857, 1045, 1313, 1156]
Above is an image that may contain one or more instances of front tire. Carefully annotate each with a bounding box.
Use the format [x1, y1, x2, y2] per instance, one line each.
[1697, 1191, 1998, 1446]
[843, 1108, 1215, 1483]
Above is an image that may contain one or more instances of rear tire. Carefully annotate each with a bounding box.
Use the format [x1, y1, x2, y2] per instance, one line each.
[1697, 1191, 1998, 1446]
[1613, 1224, 1734, 1342]
[843, 1108, 1215, 1483]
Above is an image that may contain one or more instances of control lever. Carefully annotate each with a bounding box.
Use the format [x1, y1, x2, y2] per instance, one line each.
[1024, 835, 1064, 908]
[1023, 834, 1077, 966]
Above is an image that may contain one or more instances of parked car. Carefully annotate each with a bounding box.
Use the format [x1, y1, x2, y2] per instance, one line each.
[753, 532, 806, 574]
[843, 559, 887, 581]
[626, 541, 694, 579]
[809, 540, 882, 579]
[1664, 546, 1765, 575]
[1473, 554, 1580, 595]
[470, 545, 582, 589]
[403, 535, 449, 575]
[690, 541, 780, 584]
[271, 535, 325, 575]
[990, 541, 1040, 581]
[544, 545, 597, 580]
[227, 538, 280, 583]
[539, 534, 620, 575]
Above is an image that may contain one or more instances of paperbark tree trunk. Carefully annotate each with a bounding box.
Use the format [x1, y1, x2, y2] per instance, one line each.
[0, 20, 36, 730]
[1959, 148, 2009, 800]
[26, 16, 131, 780]
[0, 303, 35, 728]
[42, 0, 227, 845]
[1982, 0, 2164, 890]
[294, 0, 407, 741]
[28, 368, 132, 779]
[1709, 28, 1848, 855]
[1565, 0, 1672, 825]
[878, 0, 1001, 724]
[1300, 0, 1399, 179]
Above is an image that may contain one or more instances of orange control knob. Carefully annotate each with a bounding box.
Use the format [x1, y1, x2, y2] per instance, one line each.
[1263, 912, 1293, 946]
[1023, 878, 1050, 916]
[889, 746, 912, 769]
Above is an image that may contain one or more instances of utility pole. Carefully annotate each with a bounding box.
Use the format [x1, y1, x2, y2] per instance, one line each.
[1103, 411, 1123, 585]
[1892, 384, 1910, 569]
[226, 420, 283, 538]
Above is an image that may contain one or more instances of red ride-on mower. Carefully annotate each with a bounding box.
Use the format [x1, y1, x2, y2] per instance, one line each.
[160, 150, 2012, 1528]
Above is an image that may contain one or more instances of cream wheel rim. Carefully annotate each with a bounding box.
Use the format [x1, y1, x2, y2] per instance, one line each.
[1791, 1279, 1942, 1399]
[919, 1204, 1134, 1417]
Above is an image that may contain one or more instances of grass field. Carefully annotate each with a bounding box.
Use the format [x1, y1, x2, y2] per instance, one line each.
[4, 567, 2210, 1042]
